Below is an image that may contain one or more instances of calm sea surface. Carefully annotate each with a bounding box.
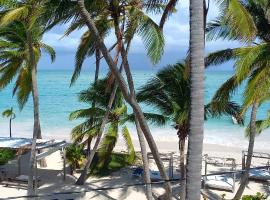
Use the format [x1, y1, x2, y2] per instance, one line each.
[0, 70, 270, 150]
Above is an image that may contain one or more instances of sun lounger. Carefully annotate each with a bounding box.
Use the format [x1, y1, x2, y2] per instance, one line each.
[204, 175, 235, 192]
[203, 155, 236, 192]
[249, 168, 270, 181]
[150, 170, 161, 181]
[242, 151, 270, 181]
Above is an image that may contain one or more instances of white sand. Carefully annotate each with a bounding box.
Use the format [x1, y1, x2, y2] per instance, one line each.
[0, 140, 269, 199]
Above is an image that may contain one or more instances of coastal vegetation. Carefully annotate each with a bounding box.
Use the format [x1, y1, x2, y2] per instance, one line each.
[206, 0, 270, 198]
[0, 0, 269, 199]
[0, 149, 16, 165]
[2, 107, 15, 138]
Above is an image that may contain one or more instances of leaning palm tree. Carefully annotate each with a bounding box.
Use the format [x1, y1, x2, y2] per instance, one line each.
[2, 107, 16, 138]
[206, 1, 270, 198]
[0, 1, 55, 194]
[137, 61, 242, 199]
[76, 0, 172, 198]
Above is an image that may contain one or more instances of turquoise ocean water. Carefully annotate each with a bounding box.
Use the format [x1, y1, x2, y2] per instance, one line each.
[0, 70, 270, 150]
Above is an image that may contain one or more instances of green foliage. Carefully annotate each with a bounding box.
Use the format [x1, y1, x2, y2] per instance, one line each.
[242, 192, 266, 200]
[0, 149, 16, 165]
[65, 145, 85, 173]
[89, 152, 136, 176]
[137, 61, 243, 139]
[2, 107, 15, 119]
[207, 0, 257, 42]
[70, 77, 135, 170]
[0, 21, 55, 110]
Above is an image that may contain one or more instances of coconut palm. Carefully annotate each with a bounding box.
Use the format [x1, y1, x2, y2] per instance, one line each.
[2, 107, 16, 138]
[206, 1, 270, 198]
[0, 1, 55, 194]
[76, 1, 172, 198]
[70, 78, 136, 168]
[186, 0, 205, 198]
[137, 61, 242, 199]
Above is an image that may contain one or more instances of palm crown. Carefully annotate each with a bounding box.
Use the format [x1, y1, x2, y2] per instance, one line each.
[70, 77, 135, 169]
[137, 60, 243, 138]
[0, 21, 55, 109]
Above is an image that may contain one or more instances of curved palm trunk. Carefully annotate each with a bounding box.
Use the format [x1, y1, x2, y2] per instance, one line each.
[135, 118, 153, 200]
[27, 31, 41, 195]
[186, 0, 205, 199]
[76, 81, 119, 185]
[77, 1, 172, 198]
[233, 102, 258, 200]
[87, 49, 101, 156]
[76, 36, 121, 185]
[111, 11, 152, 199]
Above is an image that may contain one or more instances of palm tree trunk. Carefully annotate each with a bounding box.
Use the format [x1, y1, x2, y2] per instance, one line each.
[179, 135, 186, 200]
[135, 118, 153, 200]
[186, 0, 205, 199]
[26, 31, 40, 195]
[77, 1, 172, 198]
[87, 49, 101, 156]
[233, 102, 258, 200]
[76, 80, 119, 185]
[9, 118, 12, 138]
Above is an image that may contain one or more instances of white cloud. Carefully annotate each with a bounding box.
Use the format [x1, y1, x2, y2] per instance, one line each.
[42, 1, 231, 54]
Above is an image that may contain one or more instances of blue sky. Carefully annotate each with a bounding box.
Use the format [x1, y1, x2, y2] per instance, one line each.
[39, 0, 240, 71]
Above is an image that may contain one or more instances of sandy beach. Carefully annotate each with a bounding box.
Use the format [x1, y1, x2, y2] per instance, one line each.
[0, 139, 269, 200]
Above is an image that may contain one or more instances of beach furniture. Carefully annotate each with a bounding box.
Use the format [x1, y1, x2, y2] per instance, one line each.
[132, 167, 143, 177]
[147, 152, 174, 181]
[0, 137, 69, 192]
[242, 151, 270, 181]
[203, 155, 236, 192]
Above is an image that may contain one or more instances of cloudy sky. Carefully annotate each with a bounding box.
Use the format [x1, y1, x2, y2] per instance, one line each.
[39, 1, 240, 71]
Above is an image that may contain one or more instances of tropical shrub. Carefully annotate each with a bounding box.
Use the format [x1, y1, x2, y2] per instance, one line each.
[0, 149, 16, 165]
[242, 193, 266, 200]
[65, 145, 85, 175]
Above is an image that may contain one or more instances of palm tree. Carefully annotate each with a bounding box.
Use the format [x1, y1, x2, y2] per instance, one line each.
[186, 0, 205, 198]
[2, 107, 16, 138]
[137, 61, 242, 199]
[76, 0, 172, 198]
[70, 78, 136, 168]
[206, 1, 270, 198]
[0, 1, 55, 194]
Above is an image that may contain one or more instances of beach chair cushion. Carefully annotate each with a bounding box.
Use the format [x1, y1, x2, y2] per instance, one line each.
[204, 175, 234, 191]
[249, 169, 270, 180]
[132, 167, 143, 177]
[150, 171, 161, 181]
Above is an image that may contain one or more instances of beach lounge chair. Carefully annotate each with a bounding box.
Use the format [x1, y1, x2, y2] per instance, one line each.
[147, 152, 174, 181]
[203, 155, 236, 192]
[242, 151, 270, 181]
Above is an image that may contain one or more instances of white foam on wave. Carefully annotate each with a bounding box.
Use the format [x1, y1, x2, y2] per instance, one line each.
[1, 120, 270, 151]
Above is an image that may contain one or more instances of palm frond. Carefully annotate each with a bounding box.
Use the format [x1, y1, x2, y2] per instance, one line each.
[40, 42, 56, 62]
[122, 126, 135, 164]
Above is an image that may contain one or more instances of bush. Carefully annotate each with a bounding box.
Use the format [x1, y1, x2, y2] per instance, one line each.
[242, 193, 266, 200]
[0, 149, 16, 165]
[65, 145, 85, 175]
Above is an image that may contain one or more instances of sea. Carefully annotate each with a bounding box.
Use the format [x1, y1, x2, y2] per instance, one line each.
[0, 70, 270, 151]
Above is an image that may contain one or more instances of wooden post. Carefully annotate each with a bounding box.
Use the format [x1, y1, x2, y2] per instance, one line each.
[34, 150, 38, 194]
[63, 148, 66, 181]
[171, 153, 173, 179]
[204, 155, 207, 188]
[17, 149, 22, 176]
[242, 151, 246, 171]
